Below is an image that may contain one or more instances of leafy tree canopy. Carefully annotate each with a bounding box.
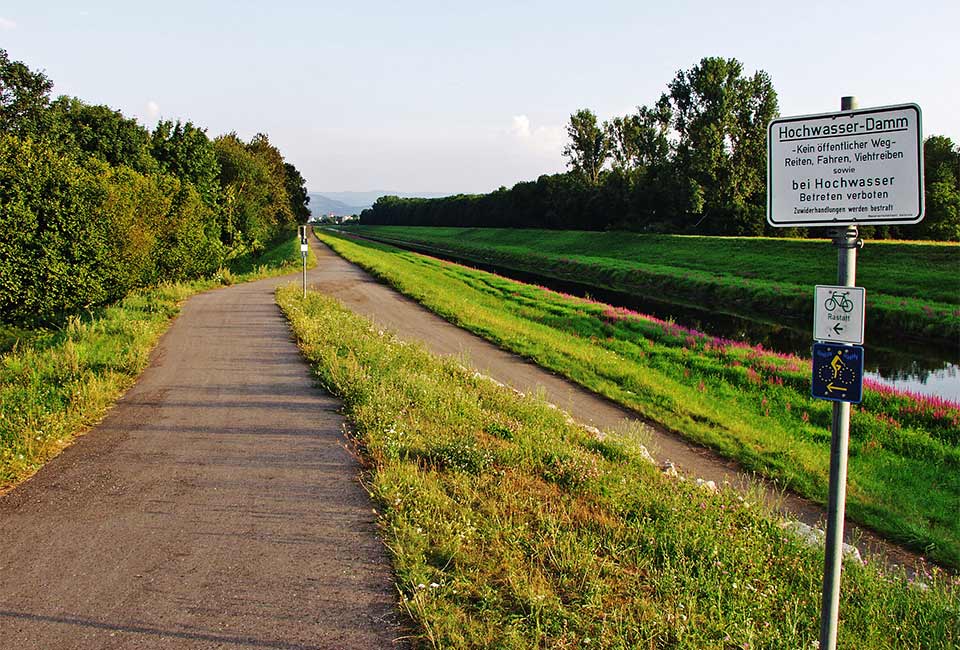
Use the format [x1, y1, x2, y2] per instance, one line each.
[151, 120, 221, 209]
[663, 56, 779, 221]
[0, 48, 54, 137]
[49, 97, 157, 174]
[284, 162, 311, 224]
[562, 109, 609, 186]
[919, 136, 960, 241]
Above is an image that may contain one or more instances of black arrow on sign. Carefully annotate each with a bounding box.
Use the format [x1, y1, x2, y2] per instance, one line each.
[832, 323, 844, 335]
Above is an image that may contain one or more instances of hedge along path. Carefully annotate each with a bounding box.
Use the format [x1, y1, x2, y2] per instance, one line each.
[0, 266, 405, 648]
[305, 232, 947, 573]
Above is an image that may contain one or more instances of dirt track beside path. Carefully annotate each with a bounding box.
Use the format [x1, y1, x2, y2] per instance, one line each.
[309, 234, 927, 572]
[0, 272, 404, 649]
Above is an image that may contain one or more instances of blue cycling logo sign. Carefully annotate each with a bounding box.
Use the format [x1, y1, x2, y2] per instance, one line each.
[811, 343, 864, 403]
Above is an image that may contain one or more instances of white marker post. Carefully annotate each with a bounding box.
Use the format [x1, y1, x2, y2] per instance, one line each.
[299, 225, 309, 298]
[767, 97, 924, 650]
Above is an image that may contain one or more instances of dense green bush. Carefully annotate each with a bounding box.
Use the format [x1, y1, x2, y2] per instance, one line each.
[152, 180, 224, 282]
[1, 136, 111, 323]
[0, 48, 310, 327]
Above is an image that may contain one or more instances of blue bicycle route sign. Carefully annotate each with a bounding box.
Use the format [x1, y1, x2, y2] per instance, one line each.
[811, 343, 864, 403]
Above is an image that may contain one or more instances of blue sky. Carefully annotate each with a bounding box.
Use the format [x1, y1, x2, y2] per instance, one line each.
[3, 1, 958, 194]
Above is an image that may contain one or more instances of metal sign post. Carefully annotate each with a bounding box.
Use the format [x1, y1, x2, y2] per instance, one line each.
[818, 216, 859, 650]
[767, 94, 924, 650]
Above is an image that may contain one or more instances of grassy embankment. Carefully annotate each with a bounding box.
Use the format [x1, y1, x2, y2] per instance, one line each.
[277, 284, 959, 649]
[0, 234, 314, 489]
[316, 230, 960, 568]
[347, 225, 960, 345]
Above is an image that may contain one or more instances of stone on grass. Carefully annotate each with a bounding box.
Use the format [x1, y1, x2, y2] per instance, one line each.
[779, 520, 863, 564]
[695, 478, 718, 493]
[637, 445, 656, 465]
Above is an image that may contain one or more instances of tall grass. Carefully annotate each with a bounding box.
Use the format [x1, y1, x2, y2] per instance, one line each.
[277, 285, 959, 649]
[317, 230, 960, 568]
[0, 233, 314, 490]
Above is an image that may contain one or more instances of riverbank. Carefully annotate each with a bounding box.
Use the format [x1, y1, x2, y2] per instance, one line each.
[317, 230, 960, 568]
[344, 226, 960, 347]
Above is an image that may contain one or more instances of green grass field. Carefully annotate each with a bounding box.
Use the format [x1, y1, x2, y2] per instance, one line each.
[0, 233, 314, 489]
[277, 284, 959, 649]
[317, 230, 960, 568]
[348, 225, 960, 344]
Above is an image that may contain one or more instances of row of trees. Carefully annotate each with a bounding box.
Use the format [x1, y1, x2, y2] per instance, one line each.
[361, 57, 958, 241]
[0, 49, 311, 326]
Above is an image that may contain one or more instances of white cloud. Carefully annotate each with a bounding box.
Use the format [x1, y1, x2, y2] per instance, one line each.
[0, 17, 17, 30]
[530, 124, 565, 154]
[508, 115, 564, 154]
[508, 116, 563, 155]
[146, 100, 161, 120]
[510, 114, 531, 139]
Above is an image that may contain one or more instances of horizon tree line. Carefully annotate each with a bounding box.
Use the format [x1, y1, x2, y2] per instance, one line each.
[361, 56, 959, 241]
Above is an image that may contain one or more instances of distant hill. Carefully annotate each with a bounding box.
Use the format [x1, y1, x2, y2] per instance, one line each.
[308, 193, 366, 217]
[309, 190, 450, 216]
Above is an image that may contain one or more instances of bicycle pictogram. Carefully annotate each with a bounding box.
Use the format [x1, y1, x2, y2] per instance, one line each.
[823, 290, 854, 313]
[816, 351, 856, 388]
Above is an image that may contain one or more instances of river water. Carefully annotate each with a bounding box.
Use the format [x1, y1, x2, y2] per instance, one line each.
[406, 245, 960, 402]
[578, 286, 960, 403]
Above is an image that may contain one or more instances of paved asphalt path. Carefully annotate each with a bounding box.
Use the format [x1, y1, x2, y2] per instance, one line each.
[0, 268, 405, 648]
[309, 233, 923, 570]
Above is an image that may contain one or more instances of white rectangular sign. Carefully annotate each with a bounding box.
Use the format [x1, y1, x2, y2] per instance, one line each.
[767, 104, 923, 227]
[814, 285, 865, 345]
[300, 243, 309, 253]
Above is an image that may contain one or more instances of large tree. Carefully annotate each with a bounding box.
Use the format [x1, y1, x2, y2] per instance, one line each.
[605, 115, 642, 173]
[562, 109, 609, 185]
[0, 49, 53, 137]
[663, 56, 778, 232]
[283, 162, 311, 224]
[605, 102, 671, 173]
[214, 133, 271, 248]
[247, 133, 296, 231]
[151, 120, 221, 210]
[213, 132, 300, 249]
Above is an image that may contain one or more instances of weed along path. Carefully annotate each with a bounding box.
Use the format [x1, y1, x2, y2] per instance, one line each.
[307, 236, 930, 573]
[0, 273, 404, 648]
